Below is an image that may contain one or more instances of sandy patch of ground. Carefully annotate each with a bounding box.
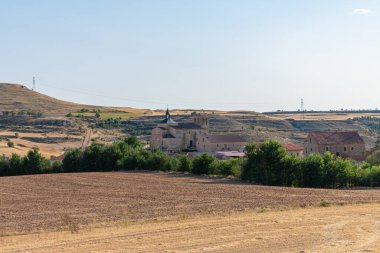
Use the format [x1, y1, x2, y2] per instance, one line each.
[0, 130, 83, 158]
[1, 204, 380, 253]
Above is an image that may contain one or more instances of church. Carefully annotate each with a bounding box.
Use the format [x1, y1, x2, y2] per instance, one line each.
[150, 109, 247, 152]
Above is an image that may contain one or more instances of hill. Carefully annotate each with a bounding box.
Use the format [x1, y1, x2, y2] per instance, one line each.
[0, 83, 142, 114]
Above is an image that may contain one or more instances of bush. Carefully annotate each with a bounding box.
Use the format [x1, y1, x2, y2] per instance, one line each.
[366, 150, 380, 166]
[52, 161, 63, 173]
[7, 141, 14, 148]
[192, 153, 215, 175]
[211, 159, 242, 176]
[146, 150, 172, 171]
[178, 155, 192, 172]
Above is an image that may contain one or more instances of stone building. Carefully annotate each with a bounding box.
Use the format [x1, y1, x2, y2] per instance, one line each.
[283, 143, 304, 158]
[303, 131, 366, 160]
[150, 109, 247, 152]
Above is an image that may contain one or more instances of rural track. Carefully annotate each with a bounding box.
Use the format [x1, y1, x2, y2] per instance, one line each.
[2, 204, 380, 252]
[80, 128, 92, 151]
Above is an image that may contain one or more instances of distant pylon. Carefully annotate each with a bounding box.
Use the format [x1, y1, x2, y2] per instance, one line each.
[301, 99, 305, 120]
[32, 77, 36, 91]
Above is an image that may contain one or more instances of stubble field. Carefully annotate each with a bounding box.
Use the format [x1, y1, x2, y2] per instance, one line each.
[1, 172, 380, 234]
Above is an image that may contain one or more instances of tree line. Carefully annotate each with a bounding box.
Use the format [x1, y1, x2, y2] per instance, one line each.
[2, 138, 380, 188]
[242, 141, 380, 188]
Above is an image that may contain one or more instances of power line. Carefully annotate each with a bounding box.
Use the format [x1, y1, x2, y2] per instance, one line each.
[36, 82, 299, 109]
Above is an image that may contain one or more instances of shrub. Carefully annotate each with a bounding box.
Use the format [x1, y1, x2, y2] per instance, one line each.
[211, 159, 242, 176]
[52, 161, 63, 173]
[7, 141, 14, 148]
[192, 153, 215, 175]
[146, 150, 171, 171]
[366, 150, 380, 166]
[178, 155, 192, 172]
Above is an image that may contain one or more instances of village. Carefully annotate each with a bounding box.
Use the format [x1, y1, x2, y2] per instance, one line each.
[150, 108, 367, 161]
[3, 1, 380, 251]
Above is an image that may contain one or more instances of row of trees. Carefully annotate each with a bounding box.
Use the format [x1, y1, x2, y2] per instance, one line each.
[62, 137, 242, 177]
[0, 148, 61, 176]
[2, 138, 380, 188]
[2, 110, 42, 117]
[241, 141, 380, 188]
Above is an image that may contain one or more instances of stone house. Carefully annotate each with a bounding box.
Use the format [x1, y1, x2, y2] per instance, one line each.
[283, 143, 304, 158]
[150, 109, 247, 152]
[196, 134, 246, 152]
[304, 131, 366, 161]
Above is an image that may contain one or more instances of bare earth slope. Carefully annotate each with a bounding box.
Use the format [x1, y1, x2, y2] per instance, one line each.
[1, 172, 380, 234]
[0, 83, 126, 114]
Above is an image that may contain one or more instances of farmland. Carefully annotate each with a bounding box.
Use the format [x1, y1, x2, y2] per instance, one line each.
[2, 172, 380, 233]
[2, 204, 380, 252]
[1, 172, 380, 252]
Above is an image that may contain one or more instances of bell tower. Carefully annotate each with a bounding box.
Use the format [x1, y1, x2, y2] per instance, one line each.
[193, 111, 209, 130]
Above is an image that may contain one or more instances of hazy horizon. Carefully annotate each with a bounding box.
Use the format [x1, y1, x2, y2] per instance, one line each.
[1, 0, 379, 112]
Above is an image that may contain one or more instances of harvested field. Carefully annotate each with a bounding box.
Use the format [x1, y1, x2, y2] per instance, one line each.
[1, 172, 380, 234]
[2, 204, 380, 253]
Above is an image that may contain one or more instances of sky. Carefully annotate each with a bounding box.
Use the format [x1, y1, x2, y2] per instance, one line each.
[0, 0, 380, 112]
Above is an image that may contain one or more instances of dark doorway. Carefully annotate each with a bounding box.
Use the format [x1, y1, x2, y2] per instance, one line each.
[190, 140, 193, 147]
[336, 152, 340, 157]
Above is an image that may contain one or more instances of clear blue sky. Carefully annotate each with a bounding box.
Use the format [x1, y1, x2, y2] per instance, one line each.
[1, 0, 379, 112]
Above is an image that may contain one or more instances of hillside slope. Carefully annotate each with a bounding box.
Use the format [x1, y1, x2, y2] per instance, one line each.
[0, 83, 135, 114]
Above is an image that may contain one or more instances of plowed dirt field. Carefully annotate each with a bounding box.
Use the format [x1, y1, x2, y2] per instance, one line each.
[1, 172, 380, 234]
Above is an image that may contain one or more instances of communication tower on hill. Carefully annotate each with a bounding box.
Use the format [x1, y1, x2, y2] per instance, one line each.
[32, 77, 36, 91]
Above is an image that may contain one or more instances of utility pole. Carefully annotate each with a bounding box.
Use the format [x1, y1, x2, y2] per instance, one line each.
[301, 98, 305, 120]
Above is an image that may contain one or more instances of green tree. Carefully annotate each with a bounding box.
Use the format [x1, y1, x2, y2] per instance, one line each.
[178, 155, 192, 172]
[192, 153, 215, 175]
[62, 149, 83, 173]
[125, 136, 142, 148]
[366, 150, 380, 166]
[9, 154, 24, 175]
[241, 141, 288, 185]
[82, 143, 107, 171]
[300, 154, 325, 188]
[23, 148, 50, 174]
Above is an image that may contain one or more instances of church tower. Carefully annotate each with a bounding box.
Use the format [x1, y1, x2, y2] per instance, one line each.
[193, 111, 209, 130]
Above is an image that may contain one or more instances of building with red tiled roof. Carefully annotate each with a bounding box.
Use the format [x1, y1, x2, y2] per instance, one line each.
[283, 143, 304, 158]
[304, 131, 366, 160]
